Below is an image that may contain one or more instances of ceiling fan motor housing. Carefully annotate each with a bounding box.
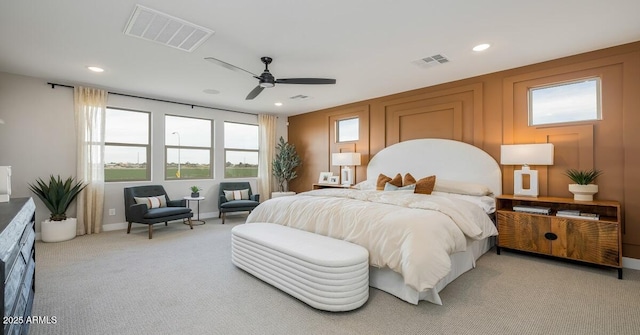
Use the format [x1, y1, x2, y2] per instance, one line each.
[259, 70, 275, 88]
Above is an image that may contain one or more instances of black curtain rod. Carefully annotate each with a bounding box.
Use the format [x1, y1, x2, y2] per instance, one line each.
[47, 82, 257, 116]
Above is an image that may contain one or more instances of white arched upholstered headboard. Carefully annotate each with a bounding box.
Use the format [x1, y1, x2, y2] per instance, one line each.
[367, 139, 502, 196]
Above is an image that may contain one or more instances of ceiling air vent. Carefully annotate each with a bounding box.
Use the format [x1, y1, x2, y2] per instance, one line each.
[124, 5, 214, 52]
[290, 94, 311, 100]
[412, 54, 450, 68]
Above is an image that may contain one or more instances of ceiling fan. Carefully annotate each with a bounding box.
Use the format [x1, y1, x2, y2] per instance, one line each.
[205, 56, 336, 100]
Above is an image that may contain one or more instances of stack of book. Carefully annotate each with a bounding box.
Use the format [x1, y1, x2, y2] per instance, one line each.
[513, 205, 552, 215]
[556, 209, 600, 220]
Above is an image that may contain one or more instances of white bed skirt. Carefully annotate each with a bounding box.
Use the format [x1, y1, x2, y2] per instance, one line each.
[369, 236, 493, 305]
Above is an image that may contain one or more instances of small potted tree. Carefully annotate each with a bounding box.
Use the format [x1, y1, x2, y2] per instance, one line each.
[565, 168, 602, 201]
[272, 137, 301, 198]
[29, 175, 86, 242]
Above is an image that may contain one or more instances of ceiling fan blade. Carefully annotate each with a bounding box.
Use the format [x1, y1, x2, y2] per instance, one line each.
[275, 78, 336, 85]
[204, 57, 258, 77]
[246, 85, 265, 100]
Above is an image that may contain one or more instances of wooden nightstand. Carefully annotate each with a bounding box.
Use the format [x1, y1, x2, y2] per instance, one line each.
[496, 195, 623, 279]
[312, 183, 352, 190]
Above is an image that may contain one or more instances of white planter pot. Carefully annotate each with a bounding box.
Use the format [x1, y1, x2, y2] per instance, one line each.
[568, 184, 598, 201]
[41, 218, 77, 242]
[271, 192, 296, 199]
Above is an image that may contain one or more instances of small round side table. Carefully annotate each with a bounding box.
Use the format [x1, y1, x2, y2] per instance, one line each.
[183, 196, 206, 225]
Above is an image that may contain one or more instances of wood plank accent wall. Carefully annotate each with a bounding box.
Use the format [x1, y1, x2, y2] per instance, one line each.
[288, 41, 640, 259]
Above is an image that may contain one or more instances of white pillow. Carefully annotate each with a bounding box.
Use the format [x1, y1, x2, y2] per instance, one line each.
[353, 180, 376, 190]
[224, 189, 250, 201]
[431, 191, 496, 214]
[383, 182, 416, 191]
[433, 179, 492, 196]
[134, 196, 167, 209]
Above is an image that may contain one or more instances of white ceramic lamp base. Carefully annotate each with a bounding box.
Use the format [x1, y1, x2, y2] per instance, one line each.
[514, 166, 539, 197]
[341, 166, 353, 186]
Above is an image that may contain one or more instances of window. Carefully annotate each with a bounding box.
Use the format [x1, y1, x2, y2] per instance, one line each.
[165, 115, 212, 180]
[529, 78, 602, 126]
[104, 108, 151, 182]
[336, 117, 359, 142]
[224, 122, 258, 178]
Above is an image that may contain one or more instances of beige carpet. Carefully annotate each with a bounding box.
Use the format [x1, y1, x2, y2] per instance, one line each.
[29, 215, 640, 335]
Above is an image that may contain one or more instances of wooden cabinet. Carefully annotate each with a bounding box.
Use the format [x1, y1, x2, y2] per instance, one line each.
[1, 198, 36, 335]
[496, 195, 622, 278]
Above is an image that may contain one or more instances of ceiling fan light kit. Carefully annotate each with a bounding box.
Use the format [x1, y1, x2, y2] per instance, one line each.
[205, 56, 336, 100]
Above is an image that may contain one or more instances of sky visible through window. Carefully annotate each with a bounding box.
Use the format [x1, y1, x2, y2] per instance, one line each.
[337, 118, 359, 142]
[105, 108, 149, 165]
[224, 122, 259, 165]
[166, 115, 211, 164]
[530, 78, 600, 126]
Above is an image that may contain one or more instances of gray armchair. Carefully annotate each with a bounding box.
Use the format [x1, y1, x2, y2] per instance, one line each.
[218, 182, 260, 224]
[124, 185, 193, 239]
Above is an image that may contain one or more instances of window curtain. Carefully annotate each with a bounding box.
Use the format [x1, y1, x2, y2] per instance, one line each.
[257, 114, 277, 201]
[73, 86, 107, 235]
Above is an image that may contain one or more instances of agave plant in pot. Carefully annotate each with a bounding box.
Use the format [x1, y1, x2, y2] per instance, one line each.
[565, 169, 602, 201]
[29, 175, 86, 242]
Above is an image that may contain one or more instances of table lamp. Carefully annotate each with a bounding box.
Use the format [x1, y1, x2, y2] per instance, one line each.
[500, 144, 554, 197]
[331, 153, 361, 186]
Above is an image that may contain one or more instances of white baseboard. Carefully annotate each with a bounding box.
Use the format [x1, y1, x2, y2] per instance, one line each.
[622, 257, 640, 270]
[36, 211, 220, 240]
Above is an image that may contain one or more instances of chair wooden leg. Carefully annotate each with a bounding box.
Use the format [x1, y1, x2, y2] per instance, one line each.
[188, 217, 193, 229]
[148, 224, 153, 239]
[222, 212, 225, 224]
[127, 222, 132, 234]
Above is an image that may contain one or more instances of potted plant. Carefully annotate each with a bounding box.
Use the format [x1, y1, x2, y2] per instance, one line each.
[272, 137, 301, 198]
[29, 175, 86, 242]
[190, 186, 202, 198]
[565, 168, 602, 201]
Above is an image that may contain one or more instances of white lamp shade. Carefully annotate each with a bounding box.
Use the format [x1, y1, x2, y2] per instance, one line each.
[331, 152, 361, 166]
[500, 144, 554, 166]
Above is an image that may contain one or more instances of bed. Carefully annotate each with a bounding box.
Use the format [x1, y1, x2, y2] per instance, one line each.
[246, 139, 502, 305]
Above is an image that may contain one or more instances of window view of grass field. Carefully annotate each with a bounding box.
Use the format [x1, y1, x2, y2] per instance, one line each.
[103, 111, 260, 181]
[104, 108, 151, 182]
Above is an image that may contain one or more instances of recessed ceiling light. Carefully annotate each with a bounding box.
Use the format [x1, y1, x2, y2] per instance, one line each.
[203, 89, 220, 95]
[274, 102, 283, 106]
[87, 66, 104, 73]
[472, 43, 491, 52]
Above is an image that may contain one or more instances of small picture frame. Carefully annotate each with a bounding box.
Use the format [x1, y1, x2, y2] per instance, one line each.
[328, 176, 339, 184]
[318, 172, 333, 183]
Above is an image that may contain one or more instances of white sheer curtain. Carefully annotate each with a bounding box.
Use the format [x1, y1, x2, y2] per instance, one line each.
[74, 86, 107, 235]
[258, 114, 277, 201]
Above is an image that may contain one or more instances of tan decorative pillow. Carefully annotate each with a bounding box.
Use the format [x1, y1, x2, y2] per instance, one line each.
[415, 175, 436, 195]
[376, 173, 402, 190]
[134, 196, 167, 209]
[224, 189, 250, 201]
[404, 173, 417, 186]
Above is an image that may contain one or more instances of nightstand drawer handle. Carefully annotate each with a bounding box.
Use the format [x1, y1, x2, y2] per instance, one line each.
[544, 232, 558, 240]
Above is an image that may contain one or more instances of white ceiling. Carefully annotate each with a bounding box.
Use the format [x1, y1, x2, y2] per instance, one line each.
[1, 1, 639, 116]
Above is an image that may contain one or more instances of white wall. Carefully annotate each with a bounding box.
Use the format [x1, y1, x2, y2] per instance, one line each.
[0, 71, 288, 232]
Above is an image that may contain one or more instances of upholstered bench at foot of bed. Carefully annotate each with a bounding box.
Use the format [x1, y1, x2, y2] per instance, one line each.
[231, 222, 369, 312]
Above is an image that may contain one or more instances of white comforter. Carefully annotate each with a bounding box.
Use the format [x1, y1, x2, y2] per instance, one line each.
[245, 189, 498, 292]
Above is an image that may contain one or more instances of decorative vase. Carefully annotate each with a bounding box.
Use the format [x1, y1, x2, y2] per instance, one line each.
[191, 192, 199, 198]
[41, 218, 77, 242]
[568, 184, 598, 201]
